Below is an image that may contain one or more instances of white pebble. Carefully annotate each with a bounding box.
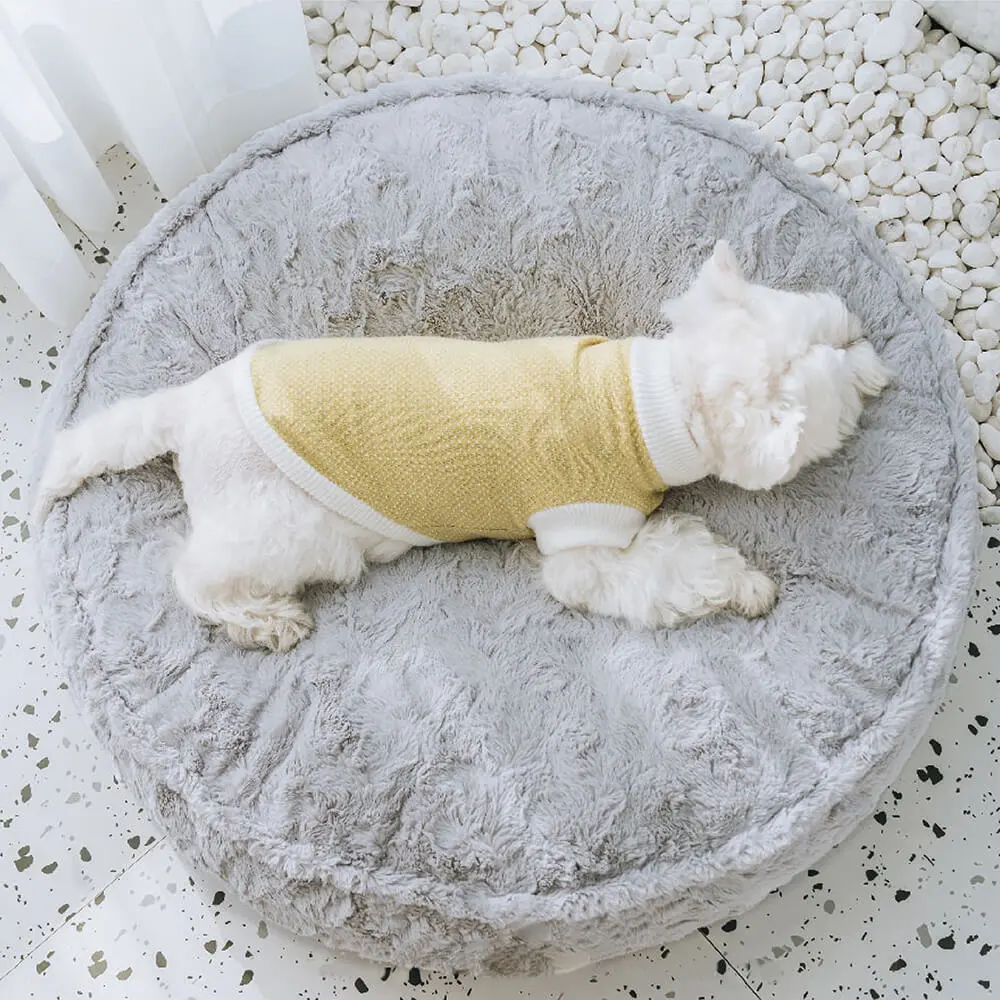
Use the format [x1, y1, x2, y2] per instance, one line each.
[869, 157, 904, 188]
[888, 72, 923, 95]
[930, 247, 962, 268]
[979, 461, 998, 491]
[931, 193, 954, 220]
[953, 74, 979, 106]
[963, 242, 997, 268]
[960, 203, 994, 238]
[538, 0, 564, 26]
[980, 350, 1000, 376]
[978, 300, 1000, 329]
[835, 146, 865, 179]
[517, 45, 543, 69]
[326, 33, 359, 72]
[941, 50, 973, 81]
[961, 286, 988, 309]
[485, 46, 516, 72]
[416, 53, 441, 76]
[633, 67, 666, 92]
[855, 61, 887, 92]
[320, 1, 345, 19]
[943, 266, 971, 292]
[914, 86, 949, 117]
[798, 33, 825, 61]
[591, 0, 620, 31]
[916, 170, 956, 196]
[795, 152, 825, 174]
[942, 136, 972, 165]
[889, 0, 924, 27]
[925, 275, 953, 312]
[830, 81, 856, 104]
[981, 423, 1000, 461]
[815, 108, 845, 142]
[800, 67, 835, 94]
[370, 36, 400, 62]
[730, 86, 757, 117]
[845, 91, 875, 122]
[442, 51, 471, 74]
[900, 108, 926, 136]
[849, 174, 870, 201]
[784, 58, 808, 84]
[343, 3, 372, 45]
[879, 194, 907, 220]
[970, 267, 1000, 289]
[758, 79, 786, 108]
[754, 5, 785, 36]
[977, 328, 1000, 350]
[512, 13, 541, 46]
[974, 372, 1000, 405]
[589, 39, 625, 77]
[703, 35, 730, 63]
[906, 191, 932, 221]
[307, 16, 334, 45]
[902, 137, 940, 174]
[982, 139, 1000, 172]
[864, 20, 919, 63]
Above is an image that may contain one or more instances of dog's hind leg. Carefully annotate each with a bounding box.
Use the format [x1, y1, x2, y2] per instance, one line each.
[170, 518, 369, 652]
[172, 540, 316, 652]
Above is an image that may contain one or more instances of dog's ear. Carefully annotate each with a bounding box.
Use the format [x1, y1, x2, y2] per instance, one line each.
[662, 241, 748, 322]
[711, 240, 744, 278]
[696, 240, 747, 303]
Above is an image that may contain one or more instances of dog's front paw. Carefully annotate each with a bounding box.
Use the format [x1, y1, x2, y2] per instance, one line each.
[227, 603, 314, 652]
[728, 567, 778, 619]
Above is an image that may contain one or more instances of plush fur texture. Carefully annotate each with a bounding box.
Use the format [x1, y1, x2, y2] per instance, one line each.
[36, 240, 889, 650]
[34, 78, 978, 976]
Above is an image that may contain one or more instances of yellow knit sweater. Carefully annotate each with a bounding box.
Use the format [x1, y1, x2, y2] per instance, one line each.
[235, 336, 706, 554]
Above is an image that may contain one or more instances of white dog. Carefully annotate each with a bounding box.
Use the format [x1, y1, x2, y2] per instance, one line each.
[36, 242, 889, 652]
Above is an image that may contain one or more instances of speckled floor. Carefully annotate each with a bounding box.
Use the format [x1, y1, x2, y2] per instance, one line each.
[1, 147, 997, 1000]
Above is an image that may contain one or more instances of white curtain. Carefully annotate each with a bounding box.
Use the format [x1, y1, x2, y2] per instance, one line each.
[0, 0, 319, 327]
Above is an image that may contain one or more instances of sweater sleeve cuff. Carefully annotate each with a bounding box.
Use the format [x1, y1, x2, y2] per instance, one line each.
[528, 503, 647, 555]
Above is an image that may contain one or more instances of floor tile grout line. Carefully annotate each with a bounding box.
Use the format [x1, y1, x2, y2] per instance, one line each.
[699, 931, 763, 999]
[0, 837, 163, 985]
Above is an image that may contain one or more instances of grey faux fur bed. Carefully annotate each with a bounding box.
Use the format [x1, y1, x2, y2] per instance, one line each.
[36, 77, 979, 975]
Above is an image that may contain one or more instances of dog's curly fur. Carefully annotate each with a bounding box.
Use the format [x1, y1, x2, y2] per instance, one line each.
[36, 242, 889, 652]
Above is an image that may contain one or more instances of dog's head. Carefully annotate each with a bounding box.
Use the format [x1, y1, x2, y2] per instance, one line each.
[662, 241, 891, 491]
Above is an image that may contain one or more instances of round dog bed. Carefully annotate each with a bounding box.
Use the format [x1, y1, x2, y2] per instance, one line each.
[37, 77, 978, 975]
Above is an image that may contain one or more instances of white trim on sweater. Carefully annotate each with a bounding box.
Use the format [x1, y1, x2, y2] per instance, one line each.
[629, 338, 710, 487]
[234, 344, 440, 547]
[528, 503, 648, 555]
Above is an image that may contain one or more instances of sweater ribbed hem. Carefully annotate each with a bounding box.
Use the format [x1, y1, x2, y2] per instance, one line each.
[233, 344, 440, 547]
[629, 338, 710, 487]
[528, 503, 647, 554]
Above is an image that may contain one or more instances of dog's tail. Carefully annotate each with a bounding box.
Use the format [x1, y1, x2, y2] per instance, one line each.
[34, 384, 187, 526]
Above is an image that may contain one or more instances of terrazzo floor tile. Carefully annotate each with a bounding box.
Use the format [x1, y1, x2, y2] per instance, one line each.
[699, 536, 1000, 999]
[0, 149, 164, 977]
[0, 838, 750, 1000]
